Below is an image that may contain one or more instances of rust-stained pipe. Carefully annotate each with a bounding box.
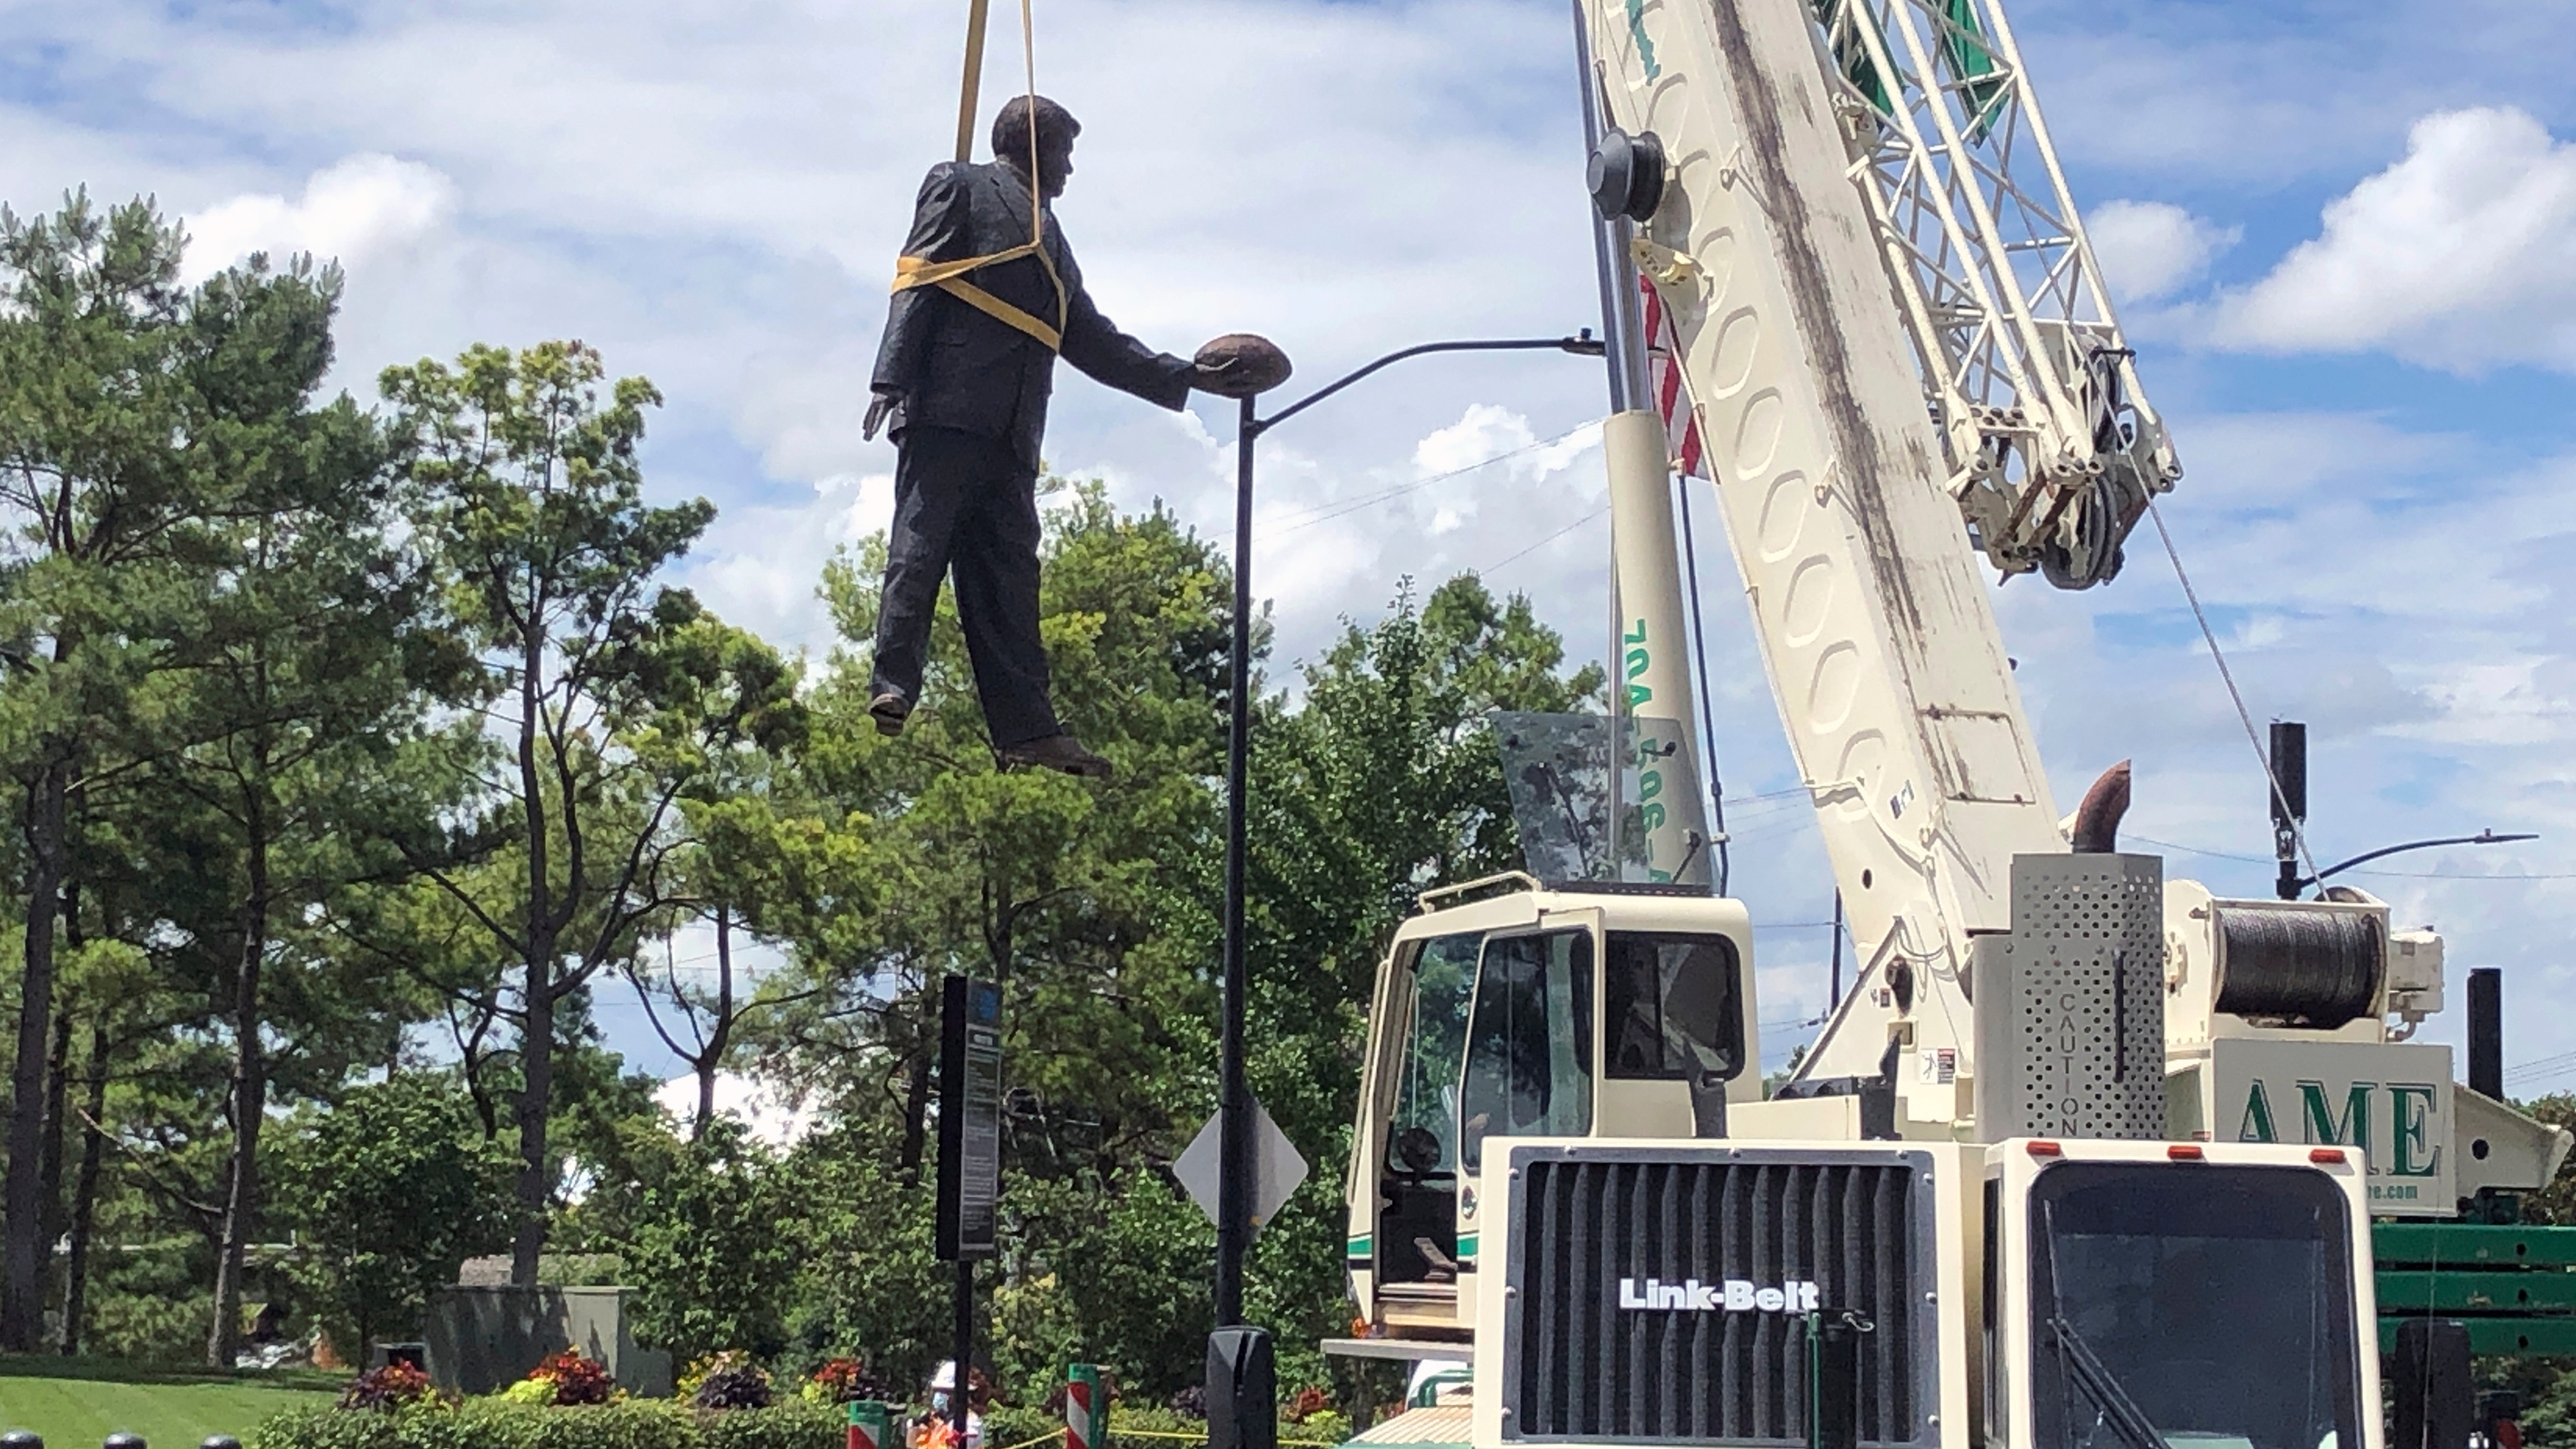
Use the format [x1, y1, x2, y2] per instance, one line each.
[2071, 760, 2133, 854]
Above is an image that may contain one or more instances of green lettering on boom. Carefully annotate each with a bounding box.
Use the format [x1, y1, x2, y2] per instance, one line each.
[1627, 0, 1660, 79]
[2300, 1079, 2372, 1148]
[2239, 1081, 2278, 1142]
[2389, 1084, 2440, 1177]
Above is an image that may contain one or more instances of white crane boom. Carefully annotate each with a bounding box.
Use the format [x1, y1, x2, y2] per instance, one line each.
[1582, 0, 2062, 1122]
[1579, 0, 2566, 1181]
[1810, 0, 2179, 589]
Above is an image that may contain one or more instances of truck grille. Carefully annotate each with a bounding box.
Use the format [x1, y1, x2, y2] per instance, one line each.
[1501, 1151, 1930, 1446]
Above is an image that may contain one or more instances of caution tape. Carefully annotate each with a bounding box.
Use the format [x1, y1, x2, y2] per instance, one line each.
[1099, 1431, 1338, 1447]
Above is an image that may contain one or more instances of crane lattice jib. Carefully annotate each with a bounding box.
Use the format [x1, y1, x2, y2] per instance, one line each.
[1805, 0, 2180, 589]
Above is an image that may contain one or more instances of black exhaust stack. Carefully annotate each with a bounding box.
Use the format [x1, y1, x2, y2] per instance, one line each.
[2469, 966, 2503, 1100]
[2270, 721, 2307, 901]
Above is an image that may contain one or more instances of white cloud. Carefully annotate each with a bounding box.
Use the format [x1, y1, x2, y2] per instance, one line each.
[2218, 107, 2576, 370]
[681, 469, 893, 658]
[2087, 199, 2236, 304]
[652, 1072, 818, 1149]
[180, 152, 456, 283]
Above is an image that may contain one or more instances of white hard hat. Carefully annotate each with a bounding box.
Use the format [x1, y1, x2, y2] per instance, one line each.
[929, 1361, 959, 1390]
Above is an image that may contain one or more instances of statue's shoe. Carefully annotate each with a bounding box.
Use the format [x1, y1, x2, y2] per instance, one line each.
[869, 691, 912, 737]
[996, 733, 1115, 779]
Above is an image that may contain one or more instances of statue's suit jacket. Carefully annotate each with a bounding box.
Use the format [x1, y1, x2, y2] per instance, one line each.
[872, 159, 1194, 469]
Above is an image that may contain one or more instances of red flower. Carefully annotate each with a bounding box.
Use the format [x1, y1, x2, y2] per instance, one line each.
[529, 1348, 617, 1406]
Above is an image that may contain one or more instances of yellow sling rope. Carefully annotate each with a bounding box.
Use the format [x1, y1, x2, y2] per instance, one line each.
[890, 0, 1070, 353]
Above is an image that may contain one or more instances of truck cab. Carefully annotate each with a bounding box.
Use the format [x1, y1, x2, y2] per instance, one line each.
[1341, 874, 1761, 1349]
[1461, 1135, 2377, 1449]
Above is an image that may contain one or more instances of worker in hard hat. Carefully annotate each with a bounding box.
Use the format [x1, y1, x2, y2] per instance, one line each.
[913, 1360, 988, 1449]
[866, 95, 1245, 780]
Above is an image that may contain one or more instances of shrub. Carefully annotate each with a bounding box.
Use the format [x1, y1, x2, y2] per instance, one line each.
[981, 1407, 1058, 1449]
[531, 1347, 618, 1406]
[1103, 1406, 1204, 1446]
[256, 1398, 719, 1449]
[799, 1358, 891, 1407]
[690, 1352, 774, 1410]
[694, 1400, 839, 1449]
[341, 1362, 442, 1411]
[483, 1400, 694, 1449]
[254, 1404, 405, 1449]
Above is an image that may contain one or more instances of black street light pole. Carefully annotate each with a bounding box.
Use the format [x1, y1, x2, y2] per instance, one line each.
[1211, 332, 1605, 1329]
[2291, 830, 2540, 896]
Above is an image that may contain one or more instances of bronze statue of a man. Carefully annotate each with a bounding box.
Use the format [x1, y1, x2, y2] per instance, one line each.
[864, 95, 1230, 779]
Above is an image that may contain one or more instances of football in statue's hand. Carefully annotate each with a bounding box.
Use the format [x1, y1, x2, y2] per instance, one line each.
[1191, 334, 1292, 398]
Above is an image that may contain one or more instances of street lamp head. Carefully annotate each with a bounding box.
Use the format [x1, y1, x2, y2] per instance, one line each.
[1194, 334, 1293, 398]
[1561, 329, 1608, 358]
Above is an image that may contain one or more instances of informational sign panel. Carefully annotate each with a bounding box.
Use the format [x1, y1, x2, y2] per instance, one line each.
[936, 975, 1004, 1260]
[2210, 1038, 2456, 1215]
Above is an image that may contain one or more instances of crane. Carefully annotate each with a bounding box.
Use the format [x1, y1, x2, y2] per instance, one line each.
[1329, 0, 2573, 1442]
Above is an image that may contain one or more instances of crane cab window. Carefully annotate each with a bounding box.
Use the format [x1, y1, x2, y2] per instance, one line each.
[1460, 929, 1594, 1173]
[1386, 932, 1480, 1180]
[1604, 932, 1744, 1083]
[1377, 932, 1481, 1290]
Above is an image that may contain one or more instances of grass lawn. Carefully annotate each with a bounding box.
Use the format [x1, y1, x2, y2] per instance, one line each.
[0, 1359, 341, 1447]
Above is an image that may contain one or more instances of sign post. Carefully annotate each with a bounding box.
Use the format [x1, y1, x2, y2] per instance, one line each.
[1065, 1365, 1104, 1449]
[937, 976, 1004, 1446]
[849, 1400, 890, 1449]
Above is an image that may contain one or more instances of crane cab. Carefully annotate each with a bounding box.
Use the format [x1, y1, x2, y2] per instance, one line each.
[1340, 873, 1761, 1349]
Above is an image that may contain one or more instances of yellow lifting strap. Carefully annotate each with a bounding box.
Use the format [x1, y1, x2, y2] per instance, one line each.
[889, 0, 1068, 354]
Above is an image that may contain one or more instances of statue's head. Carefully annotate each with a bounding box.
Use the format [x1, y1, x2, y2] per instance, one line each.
[994, 95, 1080, 200]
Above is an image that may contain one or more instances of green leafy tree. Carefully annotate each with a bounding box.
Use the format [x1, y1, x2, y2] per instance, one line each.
[271, 1073, 514, 1356]
[614, 611, 828, 1140]
[2521, 1094, 2576, 1226]
[756, 484, 1233, 1182]
[133, 249, 481, 1366]
[621, 1118, 801, 1362]
[0, 192, 269, 1347]
[380, 340, 715, 1284]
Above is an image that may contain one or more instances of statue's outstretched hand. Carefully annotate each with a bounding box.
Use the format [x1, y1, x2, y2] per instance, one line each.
[864, 391, 899, 443]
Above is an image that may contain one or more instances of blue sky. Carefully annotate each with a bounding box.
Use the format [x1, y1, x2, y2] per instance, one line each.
[4, 0, 2575, 1103]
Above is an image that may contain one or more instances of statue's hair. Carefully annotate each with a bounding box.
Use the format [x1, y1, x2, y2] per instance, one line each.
[994, 96, 1080, 163]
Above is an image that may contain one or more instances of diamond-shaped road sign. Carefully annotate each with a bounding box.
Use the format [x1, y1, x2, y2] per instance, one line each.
[1173, 1097, 1308, 1233]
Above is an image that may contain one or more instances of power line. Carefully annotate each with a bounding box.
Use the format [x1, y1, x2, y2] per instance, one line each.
[2133, 834, 2576, 882]
[1256, 422, 1598, 539]
[2145, 500, 2325, 892]
[1478, 506, 1607, 576]
[2506, 1049, 2576, 1083]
